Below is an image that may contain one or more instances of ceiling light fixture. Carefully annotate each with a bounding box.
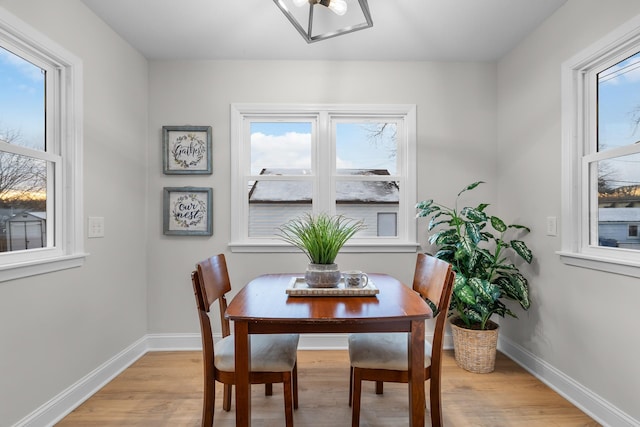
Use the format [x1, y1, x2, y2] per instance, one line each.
[274, 0, 373, 44]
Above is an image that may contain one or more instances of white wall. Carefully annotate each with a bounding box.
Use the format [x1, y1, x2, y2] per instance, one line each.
[497, 0, 640, 423]
[0, 0, 149, 425]
[147, 60, 498, 333]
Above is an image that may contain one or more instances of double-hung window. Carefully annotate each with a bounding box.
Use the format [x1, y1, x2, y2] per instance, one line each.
[0, 8, 84, 281]
[561, 14, 640, 277]
[229, 104, 418, 252]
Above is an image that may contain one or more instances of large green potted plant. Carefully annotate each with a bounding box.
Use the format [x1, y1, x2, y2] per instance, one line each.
[416, 181, 533, 373]
[278, 212, 365, 288]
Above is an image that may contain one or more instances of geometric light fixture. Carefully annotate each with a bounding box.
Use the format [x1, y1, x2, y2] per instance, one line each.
[273, 0, 373, 43]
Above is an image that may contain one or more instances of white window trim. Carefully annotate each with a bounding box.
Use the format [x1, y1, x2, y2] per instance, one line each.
[559, 13, 640, 278]
[0, 7, 85, 282]
[229, 103, 419, 253]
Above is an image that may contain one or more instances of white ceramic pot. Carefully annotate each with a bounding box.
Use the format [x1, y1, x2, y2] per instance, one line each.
[305, 263, 341, 288]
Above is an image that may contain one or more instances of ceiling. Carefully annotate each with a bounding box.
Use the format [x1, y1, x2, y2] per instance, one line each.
[80, 0, 567, 62]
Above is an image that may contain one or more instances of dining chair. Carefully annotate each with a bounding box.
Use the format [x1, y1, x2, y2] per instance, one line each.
[192, 254, 300, 427]
[347, 253, 455, 427]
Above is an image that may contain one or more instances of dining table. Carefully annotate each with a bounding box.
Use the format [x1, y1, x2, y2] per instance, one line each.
[225, 272, 434, 427]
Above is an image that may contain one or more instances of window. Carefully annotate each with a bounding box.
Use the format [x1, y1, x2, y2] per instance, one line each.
[0, 8, 84, 281]
[230, 104, 417, 253]
[560, 14, 640, 276]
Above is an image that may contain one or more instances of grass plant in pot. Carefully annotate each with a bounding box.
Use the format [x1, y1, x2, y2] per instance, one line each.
[278, 212, 365, 288]
[416, 181, 534, 373]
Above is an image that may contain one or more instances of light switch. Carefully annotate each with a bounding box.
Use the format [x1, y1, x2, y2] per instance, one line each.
[88, 216, 105, 238]
[546, 216, 557, 236]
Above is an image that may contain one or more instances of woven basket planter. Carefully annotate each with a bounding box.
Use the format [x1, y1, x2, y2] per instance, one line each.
[450, 317, 499, 374]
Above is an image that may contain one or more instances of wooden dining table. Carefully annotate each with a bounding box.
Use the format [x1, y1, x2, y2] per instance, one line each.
[225, 273, 433, 427]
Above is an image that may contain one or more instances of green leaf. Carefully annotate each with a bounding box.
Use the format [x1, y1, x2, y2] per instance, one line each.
[511, 273, 530, 309]
[433, 249, 455, 263]
[459, 235, 475, 255]
[415, 200, 433, 210]
[465, 222, 482, 245]
[432, 229, 459, 246]
[495, 276, 517, 298]
[453, 274, 466, 292]
[490, 216, 507, 232]
[509, 224, 531, 232]
[455, 284, 476, 306]
[467, 277, 499, 303]
[458, 181, 485, 197]
[462, 207, 487, 223]
[477, 203, 489, 212]
[495, 274, 530, 310]
[511, 240, 533, 263]
[427, 212, 446, 231]
[416, 204, 440, 218]
[462, 307, 483, 324]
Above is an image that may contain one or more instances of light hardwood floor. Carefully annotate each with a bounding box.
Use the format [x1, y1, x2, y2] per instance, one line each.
[58, 350, 599, 427]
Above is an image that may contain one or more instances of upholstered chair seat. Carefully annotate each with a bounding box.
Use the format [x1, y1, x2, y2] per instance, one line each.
[348, 332, 432, 371]
[215, 334, 300, 372]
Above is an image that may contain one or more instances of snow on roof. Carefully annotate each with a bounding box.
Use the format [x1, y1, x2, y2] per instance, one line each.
[249, 169, 399, 203]
[598, 208, 640, 222]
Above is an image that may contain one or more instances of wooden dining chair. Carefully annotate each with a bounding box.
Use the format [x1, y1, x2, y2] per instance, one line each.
[192, 254, 300, 427]
[347, 253, 455, 427]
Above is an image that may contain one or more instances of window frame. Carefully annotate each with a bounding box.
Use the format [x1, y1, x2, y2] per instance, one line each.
[229, 103, 418, 253]
[0, 7, 85, 282]
[560, 13, 640, 278]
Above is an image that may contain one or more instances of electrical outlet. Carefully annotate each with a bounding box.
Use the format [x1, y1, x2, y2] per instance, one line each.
[546, 216, 557, 236]
[88, 217, 105, 238]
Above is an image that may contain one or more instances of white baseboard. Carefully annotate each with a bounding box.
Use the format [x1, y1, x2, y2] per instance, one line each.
[12, 336, 148, 427]
[498, 336, 639, 427]
[14, 332, 635, 427]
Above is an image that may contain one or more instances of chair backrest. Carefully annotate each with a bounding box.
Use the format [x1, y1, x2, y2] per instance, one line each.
[411, 253, 456, 369]
[194, 254, 233, 337]
[412, 253, 454, 314]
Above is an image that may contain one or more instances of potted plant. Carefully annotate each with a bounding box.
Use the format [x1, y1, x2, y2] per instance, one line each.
[416, 181, 533, 373]
[278, 212, 365, 288]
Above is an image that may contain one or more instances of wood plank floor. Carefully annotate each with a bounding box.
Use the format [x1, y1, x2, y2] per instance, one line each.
[57, 350, 599, 426]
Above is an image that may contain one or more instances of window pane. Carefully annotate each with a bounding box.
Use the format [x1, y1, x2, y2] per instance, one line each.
[336, 122, 397, 174]
[0, 152, 48, 252]
[596, 153, 640, 249]
[250, 122, 312, 175]
[377, 213, 397, 237]
[335, 180, 399, 237]
[0, 47, 45, 151]
[248, 179, 312, 237]
[597, 50, 640, 152]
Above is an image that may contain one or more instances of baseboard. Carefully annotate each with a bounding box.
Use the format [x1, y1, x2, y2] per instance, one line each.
[498, 336, 639, 427]
[145, 332, 202, 351]
[12, 336, 148, 427]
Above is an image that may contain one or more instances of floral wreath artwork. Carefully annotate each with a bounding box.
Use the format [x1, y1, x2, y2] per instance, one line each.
[163, 187, 213, 236]
[163, 125, 212, 174]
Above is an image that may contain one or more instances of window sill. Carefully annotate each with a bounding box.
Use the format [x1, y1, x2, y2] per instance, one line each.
[557, 250, 640, 278]
[0, 253, 88, 283]
[229, 242, 420, 254]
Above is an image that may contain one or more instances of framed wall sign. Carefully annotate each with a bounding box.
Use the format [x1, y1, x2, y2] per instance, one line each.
[163, 187, 213, 236]
[162, 125, 212, 174]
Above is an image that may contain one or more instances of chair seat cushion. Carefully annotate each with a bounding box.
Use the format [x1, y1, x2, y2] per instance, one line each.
[215, 334, 299, 373]
[348, 333, 432, 371]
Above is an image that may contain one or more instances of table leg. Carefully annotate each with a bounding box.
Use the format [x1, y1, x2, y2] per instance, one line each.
[234, 321, 251, 427]
[408, 319, 426, 427]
